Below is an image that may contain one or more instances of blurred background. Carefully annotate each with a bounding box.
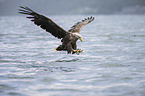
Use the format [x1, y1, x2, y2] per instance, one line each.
[0, 0, 145, 16]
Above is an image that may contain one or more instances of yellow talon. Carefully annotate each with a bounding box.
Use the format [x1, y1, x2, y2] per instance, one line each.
[53, 48, 56, 50]
[54, 50, 58, 53]
[74, 49, 83, 54]
[53, 48, 58, 53]
[79, 50, 83, 53]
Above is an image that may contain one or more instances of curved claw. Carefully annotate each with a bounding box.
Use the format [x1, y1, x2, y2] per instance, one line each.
[53, 48, 56, 50]
[52, 48, 58, 53]
[73, 49, 83, 54]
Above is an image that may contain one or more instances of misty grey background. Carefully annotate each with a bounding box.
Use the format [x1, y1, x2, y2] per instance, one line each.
[0, 0, 145, 16]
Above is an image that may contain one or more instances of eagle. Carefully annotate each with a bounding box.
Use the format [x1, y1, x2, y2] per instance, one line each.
[18, 6, 94, 54]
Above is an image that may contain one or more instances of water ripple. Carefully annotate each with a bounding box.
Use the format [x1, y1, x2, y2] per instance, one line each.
[0, 15, 145, 96]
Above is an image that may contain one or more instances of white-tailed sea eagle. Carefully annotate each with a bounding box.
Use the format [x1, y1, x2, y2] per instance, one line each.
[18, 6, 95, 54]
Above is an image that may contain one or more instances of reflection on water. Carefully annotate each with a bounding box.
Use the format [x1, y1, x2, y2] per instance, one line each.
[31, 65, 77, 72]
[0, 15, 145, 96]
[55, 57, 79, 62]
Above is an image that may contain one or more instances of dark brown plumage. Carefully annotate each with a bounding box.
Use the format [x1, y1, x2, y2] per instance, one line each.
[18, 6, 95, 54]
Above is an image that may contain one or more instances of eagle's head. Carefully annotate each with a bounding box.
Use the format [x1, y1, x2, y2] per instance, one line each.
[72, 33, 83, 42]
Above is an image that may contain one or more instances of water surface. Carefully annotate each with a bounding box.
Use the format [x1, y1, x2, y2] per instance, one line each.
[0, 15, 145, 96]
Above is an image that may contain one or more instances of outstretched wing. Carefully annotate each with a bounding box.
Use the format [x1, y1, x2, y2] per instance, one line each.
[18, 6, 68, 39]
[68, 16, 95, 33]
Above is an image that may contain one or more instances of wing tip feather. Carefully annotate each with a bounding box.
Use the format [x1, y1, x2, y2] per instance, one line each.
[68, 16, 95, 32]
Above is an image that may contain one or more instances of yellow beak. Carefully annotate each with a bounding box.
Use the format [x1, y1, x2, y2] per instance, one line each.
[80, 37, 83, 42]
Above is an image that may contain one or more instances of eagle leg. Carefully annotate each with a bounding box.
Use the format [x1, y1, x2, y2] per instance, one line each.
[56, 45, 66, 51]
[66, 43, 73, 54]
[56, 43, 83, 54]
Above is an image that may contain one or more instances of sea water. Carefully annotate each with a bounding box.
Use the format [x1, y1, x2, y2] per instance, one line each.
[0, 15, 145, 96]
